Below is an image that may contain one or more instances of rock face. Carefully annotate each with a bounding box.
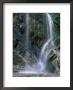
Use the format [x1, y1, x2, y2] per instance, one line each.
[13, 13, 60, 77]
[46, 49, 60, 73]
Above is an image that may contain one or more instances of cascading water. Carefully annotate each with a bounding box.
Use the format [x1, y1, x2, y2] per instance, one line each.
[26, 13, 29, 50]
[18, 13, 55, 75]
[37, 14, 55, 72]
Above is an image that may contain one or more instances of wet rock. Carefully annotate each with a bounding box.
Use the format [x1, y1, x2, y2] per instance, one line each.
[52, 58, 60, 69]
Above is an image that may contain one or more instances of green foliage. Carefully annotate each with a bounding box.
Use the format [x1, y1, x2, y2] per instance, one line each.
[50, 13, 60, 48]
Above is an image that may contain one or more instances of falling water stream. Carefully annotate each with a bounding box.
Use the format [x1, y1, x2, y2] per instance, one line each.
[36, 14, 54, 73]
[26, 13, 29, 50]
[18, 13, 56, 76]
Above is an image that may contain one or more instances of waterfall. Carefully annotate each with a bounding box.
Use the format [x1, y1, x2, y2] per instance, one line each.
[26, 13, 29, 50]
[18, 13, 55, 75]
[47, 14, 54, 40]
[25, 13, 30, 58]
[37, 14, 54, 72]
[39, 13, 54, 59]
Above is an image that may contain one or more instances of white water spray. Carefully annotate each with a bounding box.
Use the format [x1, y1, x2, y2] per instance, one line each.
[18, 13, 55, 75]
[37, 14, 54, 72]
